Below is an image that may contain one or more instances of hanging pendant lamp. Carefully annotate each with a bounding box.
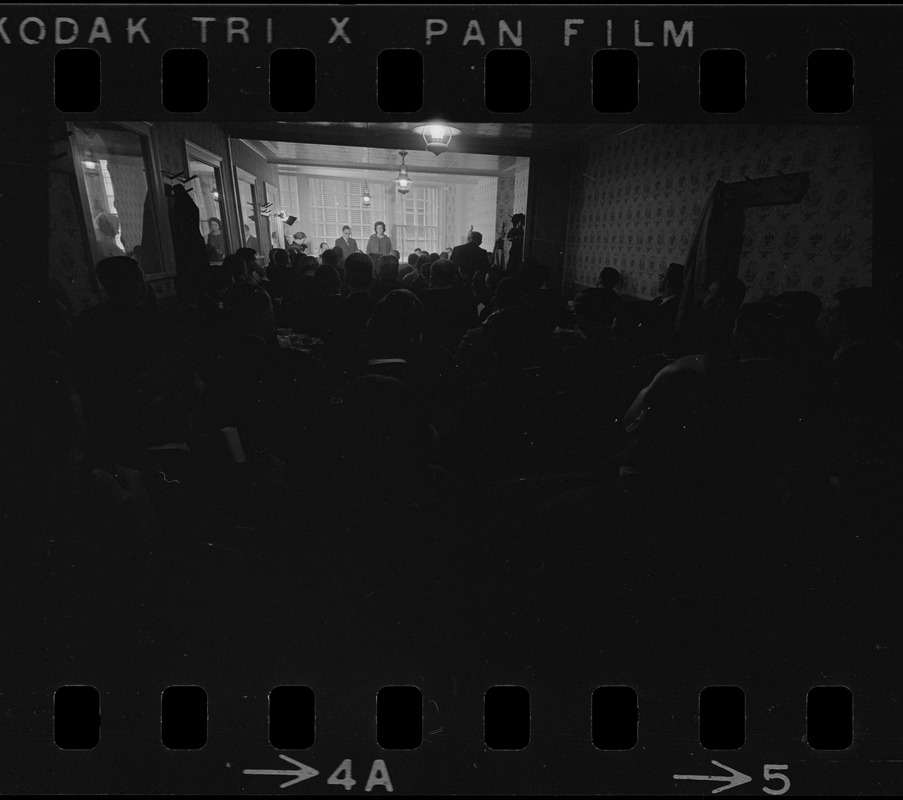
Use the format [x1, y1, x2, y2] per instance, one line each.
[394, 150, 412, 195]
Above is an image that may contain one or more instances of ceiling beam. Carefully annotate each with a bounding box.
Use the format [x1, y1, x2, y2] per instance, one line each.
[224, 125, 561, 158]
[271, 158, 500, 178]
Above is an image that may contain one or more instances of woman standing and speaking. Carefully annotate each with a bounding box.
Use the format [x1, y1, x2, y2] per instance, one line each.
[366, 221, 392, 271]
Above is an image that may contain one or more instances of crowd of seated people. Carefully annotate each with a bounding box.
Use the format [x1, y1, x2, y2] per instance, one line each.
[5, 235, 903, 689]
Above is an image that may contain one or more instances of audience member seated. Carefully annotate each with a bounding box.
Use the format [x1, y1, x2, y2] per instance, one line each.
[682, 276, 748, 356]
[284, 262, 342, 338]
[320, 246, 342, 278]
[223, 253, 252, 284]
[649, 262, 684, 351]
[204, 283, 326, 460]
[73, 258, 166, 441]
[328, 374, 434, 509]
[371, 254, 405, 303]
[566, 288, 618, 392]
[400, 253, 419, 281]
[236, 247, 266, 286]
[419, 259, 480, 352]
[265, 249, 292, 301]
[774, 291, 833, 375]
[824, 287, 903, 485]
[598, 266, 622, 312]
[403, 254, 431, 293]
[322, 252, 375, 381]
[365, 289, 458, 426]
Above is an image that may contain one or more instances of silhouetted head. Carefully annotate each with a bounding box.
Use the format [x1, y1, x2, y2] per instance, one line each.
[367, 289, 423, 358]
[95, 256, 145, 303]
[703, 276, 747, 319]
[223, 283, 275, 340]
[493, 277, 523, 310]
[320, 247, 339, 270]
[612, 300, 660, 359]
[429, 259, 457, 287]
[519, 258, 549, 292]
[574, 287, 617, 339]
[599, 267, 621, 291]
[204, 264, 234, 300]
[734, 301, 784, 360]
[236, 247, 257, 267]
[270, 248, 290, 269]
[333, 375, 429, 489]
[377, 254, 400, 280]
[344, 252, 374, 290]
[223, 254, 250, 282]
[775, 291, 823, 330]
[417, 254, 432, 282]
[826, 286, 886, 345]
[314, 265, 342, 296]
[469, 231, 483, 246]
[658, 262, 684, 296]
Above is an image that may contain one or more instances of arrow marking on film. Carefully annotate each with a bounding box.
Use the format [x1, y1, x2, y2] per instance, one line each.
[673, 760, 752, 794]
[243, 755, 320, 788]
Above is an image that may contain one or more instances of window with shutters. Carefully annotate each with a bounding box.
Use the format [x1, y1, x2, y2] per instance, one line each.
[395, 186, 440, 255]
[278, 174, 301, 224]
[309, 178, 386, 245]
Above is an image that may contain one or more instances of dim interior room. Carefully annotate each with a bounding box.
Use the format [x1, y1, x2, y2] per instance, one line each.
[5, 110, 903, 781]
[250, 139, 530, 260]
[45, 119, 882, 316]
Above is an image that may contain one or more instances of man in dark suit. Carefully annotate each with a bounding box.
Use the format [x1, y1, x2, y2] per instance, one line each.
[334, 225, 359, 265]
[450, 231, 491, 280]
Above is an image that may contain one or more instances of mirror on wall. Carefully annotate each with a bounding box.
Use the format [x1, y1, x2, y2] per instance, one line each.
[71, 122, 166, 275]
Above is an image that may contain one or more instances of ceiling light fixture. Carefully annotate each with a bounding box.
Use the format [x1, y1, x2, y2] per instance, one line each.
[412, 123, 462, 156]
[362, 145, 372, 207]
[395, 150, 413, 195]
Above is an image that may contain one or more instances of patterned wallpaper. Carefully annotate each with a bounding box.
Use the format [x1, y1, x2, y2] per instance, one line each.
[565, 124, 873, 303]
[445, 183, 459, 249]
[496, 172, 515, 237]
[155, 122, 228, 178]
[495, 158, 529, 241]
[514, 158, 530, 217]
[469, 177, 498, 243]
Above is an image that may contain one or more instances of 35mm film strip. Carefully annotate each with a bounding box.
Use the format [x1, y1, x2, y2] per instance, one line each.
[2, 3, 903, 795]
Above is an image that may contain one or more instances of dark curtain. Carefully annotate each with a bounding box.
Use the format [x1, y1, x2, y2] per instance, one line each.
[676, 181, 746, 331]
[168, 185, 211, 303]
[140, 189, 162, 274]
[525, 154, 575, 292]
